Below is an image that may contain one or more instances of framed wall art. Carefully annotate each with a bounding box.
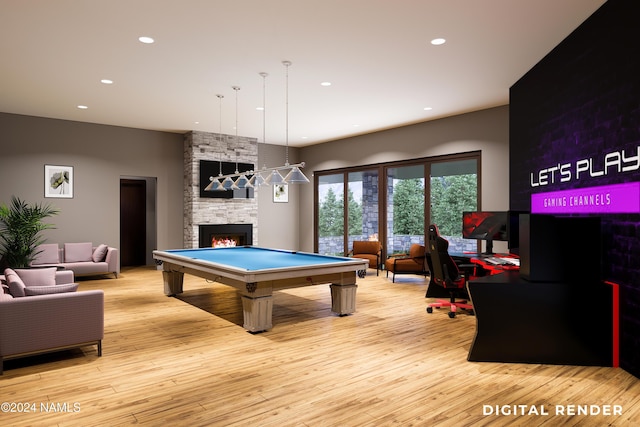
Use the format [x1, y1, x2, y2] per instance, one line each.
[273, 184, 288, 203]
[44, 164, 73, 198]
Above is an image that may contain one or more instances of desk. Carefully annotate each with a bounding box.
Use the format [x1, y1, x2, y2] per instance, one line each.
[449, 252, 519, 275]
[467, 272, 619, 366]
[153, 246, 368, 332]
[469, 256, 519, 275]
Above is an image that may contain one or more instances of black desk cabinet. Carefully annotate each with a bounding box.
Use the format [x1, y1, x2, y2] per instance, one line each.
[467, 271, 617, 366]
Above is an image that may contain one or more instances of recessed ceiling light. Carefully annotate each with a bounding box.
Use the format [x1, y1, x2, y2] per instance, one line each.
[256, 107, 264, 111]
[77, 105, 88, 110]
[301, 136, 308, 139]
[320, 82, 331, 87]
[430, 38, 446, 46]
[423, 107, 433, 111]
[138, 36, 155, 44]
[100, 79, 113, 84]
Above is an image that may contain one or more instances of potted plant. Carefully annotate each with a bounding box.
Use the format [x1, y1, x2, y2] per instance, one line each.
[0, 196, 59, 269]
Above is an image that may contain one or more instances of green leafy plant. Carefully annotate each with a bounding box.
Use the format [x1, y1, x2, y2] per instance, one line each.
[0, 196, 59, 268]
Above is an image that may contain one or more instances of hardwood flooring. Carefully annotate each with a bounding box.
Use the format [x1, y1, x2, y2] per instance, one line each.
[2, 266, 639, 426]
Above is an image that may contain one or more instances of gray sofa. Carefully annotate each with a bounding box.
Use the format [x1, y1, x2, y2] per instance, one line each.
[31, 242, 119, 278]
[0, 268, 104, 374]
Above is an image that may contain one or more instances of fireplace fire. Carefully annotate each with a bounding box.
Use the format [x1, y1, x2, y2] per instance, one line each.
[199, 224, 253, 248]
[211, 236, 240, 248]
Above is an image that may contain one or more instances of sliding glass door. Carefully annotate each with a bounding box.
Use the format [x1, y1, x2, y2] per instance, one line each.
[316, 169, 380, 256]
[315, 152, 480, 262]
[317, 174, 345, 256]
[347, 170, 380, 249]
[386, 164, 425, 257]
[429, 158, 478, 253]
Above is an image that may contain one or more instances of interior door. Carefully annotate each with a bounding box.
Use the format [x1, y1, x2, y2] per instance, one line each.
[120, 179, 147, 267]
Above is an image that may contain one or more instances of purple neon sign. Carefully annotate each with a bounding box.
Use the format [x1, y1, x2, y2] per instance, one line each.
[531, 182, 640, 214]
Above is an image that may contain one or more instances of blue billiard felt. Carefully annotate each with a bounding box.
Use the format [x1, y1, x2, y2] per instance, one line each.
[165, 247, 349, 271]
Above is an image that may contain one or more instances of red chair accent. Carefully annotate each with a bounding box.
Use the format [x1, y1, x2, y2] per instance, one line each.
[426, 224, 474, 318]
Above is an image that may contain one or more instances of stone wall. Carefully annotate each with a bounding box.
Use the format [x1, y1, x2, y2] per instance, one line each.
[183, 131, 258, 248]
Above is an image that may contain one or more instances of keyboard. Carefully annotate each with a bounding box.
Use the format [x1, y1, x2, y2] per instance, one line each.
[484, 256, 520, 267]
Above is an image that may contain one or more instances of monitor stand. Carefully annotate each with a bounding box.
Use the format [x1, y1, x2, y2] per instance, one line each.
[482, 239, 494, 255]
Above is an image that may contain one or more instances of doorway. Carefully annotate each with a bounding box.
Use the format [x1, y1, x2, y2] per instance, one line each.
[120, 177, 157, 267]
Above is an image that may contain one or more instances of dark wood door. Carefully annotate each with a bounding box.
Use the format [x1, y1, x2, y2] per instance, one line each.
[120, 179, 146, 267]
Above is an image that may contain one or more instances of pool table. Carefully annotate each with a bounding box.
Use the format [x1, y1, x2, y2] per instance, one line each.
[152, 246, 369, 332]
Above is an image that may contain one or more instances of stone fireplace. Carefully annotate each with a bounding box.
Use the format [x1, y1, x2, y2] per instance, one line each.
[199, 224, 253, 248]
[183, 131, 258, 248]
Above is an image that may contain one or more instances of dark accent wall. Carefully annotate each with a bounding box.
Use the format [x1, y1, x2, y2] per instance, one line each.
[509, 0, 640, 377]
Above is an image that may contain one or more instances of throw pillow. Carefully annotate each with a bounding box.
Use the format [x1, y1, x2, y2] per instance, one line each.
[24, 283, 79, 296]
[15, 267, 57, 287]
[92, 244, 109, 262]
[64, 242, 93, 262]
[32, 243, 60, 265]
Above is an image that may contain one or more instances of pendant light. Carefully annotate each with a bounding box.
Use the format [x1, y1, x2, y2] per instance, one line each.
[230, 86, 252, 189]
[203, 61, 308, 192]
[204, 94, 226, 191]
[249, 72, 269, 187]
[282, 61, 309, 184]
[265, 61, 290, 185]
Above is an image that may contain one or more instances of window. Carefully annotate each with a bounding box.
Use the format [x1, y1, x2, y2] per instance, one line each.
[315, 152, 479, 260]
[386, 164, 424, 256]
[429, 158, 478, 252]
[348, 170, 380, 248]
[317, 173, 345, 256]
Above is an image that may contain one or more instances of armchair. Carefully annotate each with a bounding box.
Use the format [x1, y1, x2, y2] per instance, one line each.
[426, 224, 474, 318]
[348, 241, 382, 276]
[384, 243, 429, 283]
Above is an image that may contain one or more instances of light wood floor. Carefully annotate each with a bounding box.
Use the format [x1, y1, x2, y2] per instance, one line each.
[2, 266, 639, 426]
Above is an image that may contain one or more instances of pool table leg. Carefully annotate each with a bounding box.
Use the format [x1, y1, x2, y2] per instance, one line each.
[241, 295, 273, 332]
[162, 270, 184, 296]
[330, 284, 357, 315]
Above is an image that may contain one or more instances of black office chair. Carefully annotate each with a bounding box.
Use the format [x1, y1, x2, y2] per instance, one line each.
[426, 224, 474, 318]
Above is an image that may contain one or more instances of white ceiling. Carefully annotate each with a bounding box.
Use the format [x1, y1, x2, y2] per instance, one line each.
[0, 0, 606, 147]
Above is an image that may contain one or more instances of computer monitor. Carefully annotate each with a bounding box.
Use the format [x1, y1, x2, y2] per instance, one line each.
[462, 211, 508, 254]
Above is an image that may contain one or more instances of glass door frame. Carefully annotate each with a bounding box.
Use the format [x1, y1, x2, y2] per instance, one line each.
[314, 165, 383, 256]
[314, 151, 481, 262]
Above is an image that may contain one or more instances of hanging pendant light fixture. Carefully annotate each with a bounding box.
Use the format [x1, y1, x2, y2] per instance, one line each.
[202, 61, 308, 193]
[249, 72, 269, 187]
[282, 61, 309, 184]
[229, 85, 252, 189]
[222, 86, 240, 190]
[264, 166, 285, 185]
[263, 65, 286, 185]
[204, 94, 226, 191]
